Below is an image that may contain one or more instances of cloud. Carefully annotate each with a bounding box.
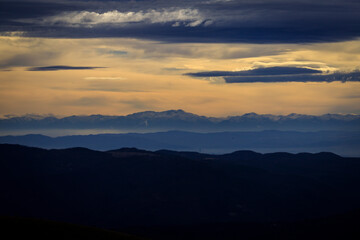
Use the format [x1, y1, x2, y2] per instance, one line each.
[40, 9, 208, 28]
[96, 48, 128, 56]
[186, 67, 360, 83]
[1, 0, 359, 43]
[225, 71, 360, 83]
[27, 65, 104, 71]
[163, 67, 189, 71]
[186, 67, 322, 77]
[0, 1, 77, 22]
[84, 77, 126, 80]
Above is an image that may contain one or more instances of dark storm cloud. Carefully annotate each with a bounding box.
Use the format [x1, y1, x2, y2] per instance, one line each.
[28, 66, 104, 71]
[0, 1, 81, 22]
[186, 67, 322, 77]
[1, 0, 360, 43]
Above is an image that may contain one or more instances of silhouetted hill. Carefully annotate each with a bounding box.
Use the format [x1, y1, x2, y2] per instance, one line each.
[1, 110, 359, 132]
[124, 209, 360, 240]
[1, 143, 360, 235]
[2, 210, 359, 240]
[1, 130, 359, 156]
[0, 216, 145, 240]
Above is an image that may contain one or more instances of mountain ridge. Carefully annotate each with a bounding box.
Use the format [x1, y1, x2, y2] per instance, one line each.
[1, 130, 359, 156]
[2, 109, 360, 120]
[1, 110, 360, 132]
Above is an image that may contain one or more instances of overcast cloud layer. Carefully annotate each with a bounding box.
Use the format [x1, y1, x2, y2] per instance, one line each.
[1, 0, 360, 43]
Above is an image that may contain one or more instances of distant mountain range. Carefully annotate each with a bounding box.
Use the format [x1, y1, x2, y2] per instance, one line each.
[1, 110, 360, 132]
[1, 130, 359, 156]
[1, 144, 360, 235]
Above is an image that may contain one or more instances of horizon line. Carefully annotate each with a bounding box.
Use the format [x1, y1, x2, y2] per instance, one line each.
[2, 109, 360, 119]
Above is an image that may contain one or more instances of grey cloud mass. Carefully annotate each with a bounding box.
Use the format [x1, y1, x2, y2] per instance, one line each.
[1, 0, 359, 43]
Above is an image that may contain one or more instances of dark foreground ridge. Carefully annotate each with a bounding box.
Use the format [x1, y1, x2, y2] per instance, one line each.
[1, 144, 360, 239]
[0, 216, 144, 240]
[1, 211, 360, 240]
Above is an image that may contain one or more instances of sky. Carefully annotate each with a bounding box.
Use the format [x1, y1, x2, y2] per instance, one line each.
[0, 0, 360, 117]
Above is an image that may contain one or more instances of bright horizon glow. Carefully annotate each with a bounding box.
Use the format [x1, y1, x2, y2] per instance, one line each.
[1, 36, 360, 117]
[1, 0, 360, 117]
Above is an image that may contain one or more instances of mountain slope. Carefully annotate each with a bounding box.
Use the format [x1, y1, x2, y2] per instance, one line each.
[1, 130, 359, 156]
[124, 209, 360, 240]
[1, 144, 360, 231]
[0, 216, 144, 240]
[1, 110, 359, 132]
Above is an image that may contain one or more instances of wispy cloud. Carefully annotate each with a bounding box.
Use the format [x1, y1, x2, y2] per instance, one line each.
[96, 48, 128, 56]
[84, 77, 126, 80]
[40, 9, 209, 28]
[163, 67, 189, 71]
